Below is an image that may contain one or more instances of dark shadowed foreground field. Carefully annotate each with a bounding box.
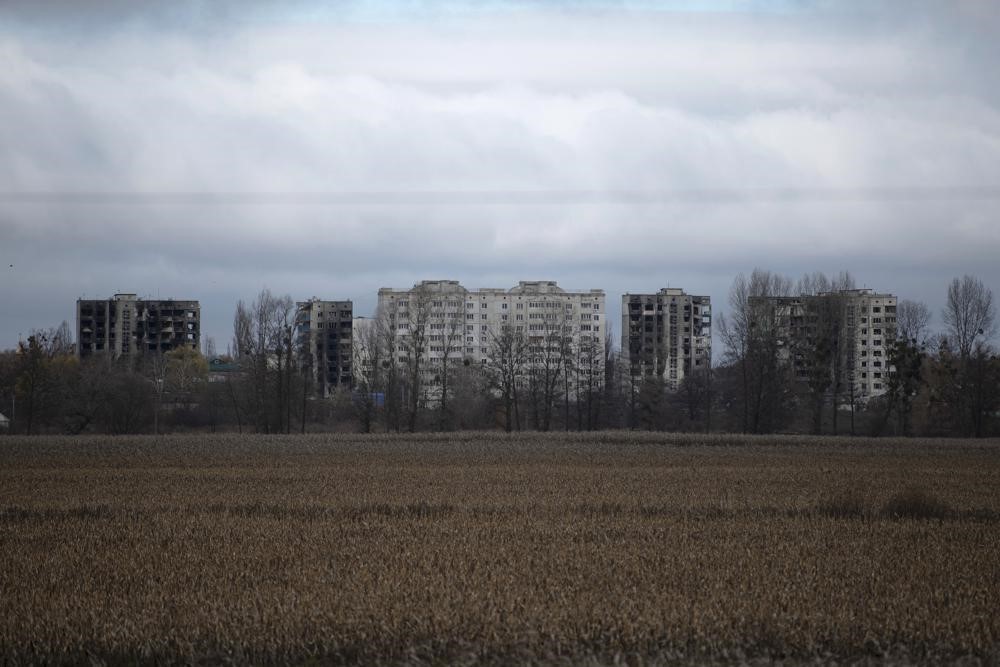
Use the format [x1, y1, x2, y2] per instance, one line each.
[1, 432, 998, 665]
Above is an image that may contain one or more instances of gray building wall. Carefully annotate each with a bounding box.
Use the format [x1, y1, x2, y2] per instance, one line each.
[622, 288, 712, 389]
[295, 298, 353, 396]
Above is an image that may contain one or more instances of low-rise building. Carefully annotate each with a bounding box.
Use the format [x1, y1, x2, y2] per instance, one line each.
[207, 357, 241, 383]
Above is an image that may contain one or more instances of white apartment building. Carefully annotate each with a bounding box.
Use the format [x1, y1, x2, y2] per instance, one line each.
[374, 280, 606, 389]
[764, 288, 897, 400]
[839, 289, 898, 399]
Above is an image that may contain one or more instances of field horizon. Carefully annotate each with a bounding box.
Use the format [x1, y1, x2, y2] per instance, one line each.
[1, 431, 998, 665]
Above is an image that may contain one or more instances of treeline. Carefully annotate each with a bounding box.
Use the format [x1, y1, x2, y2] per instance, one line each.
[1, 274, 998, 437]
[0, 323, 212, 436]
[714, 271, 999, 438]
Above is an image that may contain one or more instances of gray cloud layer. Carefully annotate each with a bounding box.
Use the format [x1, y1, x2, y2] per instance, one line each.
[2, 1, 999, 350]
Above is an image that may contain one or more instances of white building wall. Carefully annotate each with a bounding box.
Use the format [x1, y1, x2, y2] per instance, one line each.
[848, 291, 897, 399]
[376, 280, 605, 393]
[765, 289, 897, 401]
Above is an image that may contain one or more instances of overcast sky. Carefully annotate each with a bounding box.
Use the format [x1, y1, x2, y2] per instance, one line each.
[2, 0, 999, 353]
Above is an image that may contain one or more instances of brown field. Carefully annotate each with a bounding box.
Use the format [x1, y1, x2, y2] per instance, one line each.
[1, 432, 999, 665]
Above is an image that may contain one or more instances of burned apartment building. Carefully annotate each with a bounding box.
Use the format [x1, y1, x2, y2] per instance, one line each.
[623, 288, 712, 389]
[294, 298, 353, 396]
[76, 294, 200, 359]
[754, 288, 897, 400]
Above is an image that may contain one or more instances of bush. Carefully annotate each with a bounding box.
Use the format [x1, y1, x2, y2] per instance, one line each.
[882, 487, 952, 520]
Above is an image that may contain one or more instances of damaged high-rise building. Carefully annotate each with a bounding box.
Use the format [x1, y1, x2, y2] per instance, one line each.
[622, 288, 712, 389]
[755, 288, 897, 400]
[76, 294, 200, 359]
[294, 298, 354, 396]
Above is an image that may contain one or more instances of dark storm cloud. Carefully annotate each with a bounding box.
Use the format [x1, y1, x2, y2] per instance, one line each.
[1, 1, 999, 348]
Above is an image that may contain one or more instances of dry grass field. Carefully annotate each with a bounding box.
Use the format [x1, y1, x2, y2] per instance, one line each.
[1, 432, 998, 665]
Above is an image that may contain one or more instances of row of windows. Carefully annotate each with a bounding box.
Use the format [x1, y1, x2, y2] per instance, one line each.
[392, 299, 602, 312]
[401, 324, 602, 345]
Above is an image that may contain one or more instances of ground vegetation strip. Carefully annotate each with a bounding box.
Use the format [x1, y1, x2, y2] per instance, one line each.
[0, 432, 998, 665]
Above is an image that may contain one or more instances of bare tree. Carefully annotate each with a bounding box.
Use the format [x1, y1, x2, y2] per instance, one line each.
[866, 298, 931, 437]
[938, 276, 998, 437]
[450, 361, 492, 429]
[232, 298, 264, 431]
[485, 324, 527, 432]
[561, 327, 576, 431]
[166, 347, 208, 405]
[402, 285, 433, 432]
[352, 316, 383, 433]
[717, 269, 794, 434]
[942, 275, 995, 359]
[435, 294, 466, 431]
[877, 330, 925, 437]
[676, 365, 712, 431]
[144, 346, 209, 434]
[231, 288, 295, 433]
[296, 316, 314, 434]
[624, 348, 644, 429]
[526, 303, 573, 431]
[574, 333, 602, 430]
[795, 271, 830, 297]
[146, 353, 168, 435]
[600, 331, 626, 430]
[13, 323, 77, 434]
[278, 302, 295, 433]
[42, 322, 75, 357]
[63, 355, 113, 434]
[794, 272, 854, 434]
[378, 305, 403, 432]
[896, 300, 932, 345]
[14, 335, 50, 435]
